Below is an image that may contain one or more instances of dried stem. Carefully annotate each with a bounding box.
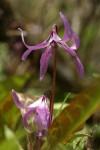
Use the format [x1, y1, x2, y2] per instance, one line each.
[50, 48, 57, 121]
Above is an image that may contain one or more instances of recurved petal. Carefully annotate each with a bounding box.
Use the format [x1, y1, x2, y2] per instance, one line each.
[58, 42, 77, 57]
[23, 109, 35, 130]
[69, 32, 80, 50]
[40, 46, 53, 80]
[58, 43, 84, 77]
[18, 28, 29, 48]
[60, 12, 80, 50]
[60, 12, 73, 42]
[21, 40, 49, 60]
[18, 28, 49, 60]
[18, 28, 49, 49]
[12, 89, 25, 109]
[75, 56, 84, 78]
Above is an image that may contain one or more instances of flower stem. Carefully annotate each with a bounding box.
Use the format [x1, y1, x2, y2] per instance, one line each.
[34, 137, 41, 150]
[27, 133, 33, 150]
[50, 48, 57, 121]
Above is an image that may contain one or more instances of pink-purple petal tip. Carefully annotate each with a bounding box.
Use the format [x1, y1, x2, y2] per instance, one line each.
[59, 12, 64, 17]
[12, 89, 25, 109]
[75, 57, 84, 78]
[22, 50, 32, 61]
[40, 76, 43, 81]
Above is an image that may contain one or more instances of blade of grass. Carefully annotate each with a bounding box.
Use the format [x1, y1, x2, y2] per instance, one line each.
[56, 93, 71, 116]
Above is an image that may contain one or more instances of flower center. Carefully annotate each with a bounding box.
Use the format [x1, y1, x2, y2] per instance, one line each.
[50, 40, 57, 48]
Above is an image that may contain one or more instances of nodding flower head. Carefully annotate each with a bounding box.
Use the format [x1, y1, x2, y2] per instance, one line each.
[19, 12, 84, 80]
[12, 89, 51, 139]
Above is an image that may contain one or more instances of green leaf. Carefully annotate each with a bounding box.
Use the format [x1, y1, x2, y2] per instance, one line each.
[0, 92, 21, 131]
[0, 74, 30, 101]
[47, 78, 100, 147]
[0, 126, 25, 150]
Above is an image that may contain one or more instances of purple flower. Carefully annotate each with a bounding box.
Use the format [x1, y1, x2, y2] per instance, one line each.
[12, 89, 51, 139]
[19, 12, 84, 80]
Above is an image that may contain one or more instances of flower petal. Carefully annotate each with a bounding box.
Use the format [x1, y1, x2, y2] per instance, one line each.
[60, 12, 73, 42]
[36, 106, 50, 129]
[18, 28, 49, 60]
[27, 96, 43, 108]
[75, 56, 84, 78]
[34, 112, 43, 131]
[12, 89, 25, 109]
[69, 32, 80, 50]
[60, 12, 80, 50]
[58, 43, 84, 77]
[40, 46, 53, 80]
[58, 42, 76, 57]
[34, 96, 50, 138]
[23, 109, 35, 129]
[36, 97, 51, 129]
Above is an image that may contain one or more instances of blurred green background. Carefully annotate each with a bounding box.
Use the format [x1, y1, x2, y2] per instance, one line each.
[0, 0, 100, 149]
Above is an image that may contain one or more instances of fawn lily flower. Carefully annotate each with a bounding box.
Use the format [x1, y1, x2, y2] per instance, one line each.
[12, 89, 51, 139]
[19, 12, 84, 80]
